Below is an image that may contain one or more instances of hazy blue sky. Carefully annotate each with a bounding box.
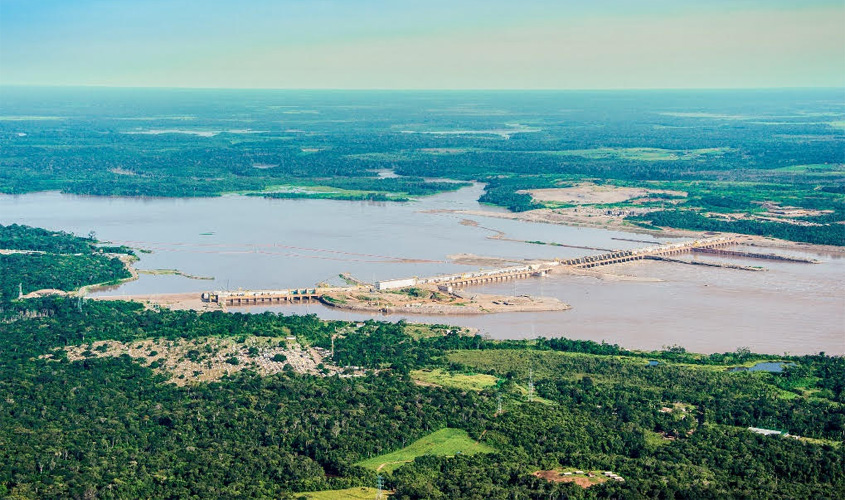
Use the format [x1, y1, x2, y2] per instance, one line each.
[1, 0, 843, 89]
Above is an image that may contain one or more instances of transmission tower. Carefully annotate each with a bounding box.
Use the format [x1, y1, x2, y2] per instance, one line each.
[496, 393, 503, 416]
[376, 474, 384, 500]
[18, 283, 23, 299]
[528, 368, 534, 403]
[77, 290, 87, 313]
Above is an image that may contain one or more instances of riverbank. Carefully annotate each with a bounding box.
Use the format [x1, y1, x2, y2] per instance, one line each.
[437, 208, 845, 256]
[320, 287, 570, 315]
[95, 292, 223, 311]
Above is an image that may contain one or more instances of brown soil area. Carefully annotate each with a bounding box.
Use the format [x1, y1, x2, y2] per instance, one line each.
[436, 208, 844, 257]
[94, 292, 222, 311]
[446, 207, 693, 237]
[20, 289, 69, 299]
[742, 235, 845, 256]
[533, 471, 607, 489]
[551, 265, 664, 282]
[447, 253, 523, 267]
[322, 287, 569, 316]
[522, 183, 686, 205]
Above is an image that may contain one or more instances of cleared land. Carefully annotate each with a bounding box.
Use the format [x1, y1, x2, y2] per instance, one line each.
[533, 470, 617, 488]
[95, 292, 223, 311]
[447, 252, 523, 267]
[410, 369, 498, 391]
[294, 487, 387, 499]
[323, 287, 569, 315]
[356, 428, 494, 474]
[48, 336, 362, 385]
[523, 182, 686, 205]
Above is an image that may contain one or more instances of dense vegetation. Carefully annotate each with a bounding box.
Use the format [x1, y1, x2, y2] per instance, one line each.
[0, 224, 96, 254]
[0, 253, 130, 300]
[2, 88, 842, 244]
[1, 295, 842, 499]
[0, 224, 132, 301]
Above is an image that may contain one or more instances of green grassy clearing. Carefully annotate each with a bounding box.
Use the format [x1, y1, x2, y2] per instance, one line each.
[356, 428, 494, 474]
[540, 147, 729, 162]
[401, 324, 467, 340]
[447, 349, 670, 380]
[410, 369, 498, 391]
[294, 487, 387, 499]
[644, 431, 672, 449]
[260, 184, 409, 200]
[775, 163, 845, 173]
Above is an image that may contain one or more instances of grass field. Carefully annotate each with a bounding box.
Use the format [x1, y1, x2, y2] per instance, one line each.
[446, 349, 633, 381]
[294, 487, 386, 499]
[260, 184, 409, 201]
[356, 428, 494, 474]
[410, 368, 498, 391]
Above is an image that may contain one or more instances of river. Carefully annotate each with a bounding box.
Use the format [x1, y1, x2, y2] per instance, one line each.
[1, 184, 842, 355]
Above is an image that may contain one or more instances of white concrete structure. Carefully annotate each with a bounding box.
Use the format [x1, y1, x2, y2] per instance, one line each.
[375, 277, 418, 291]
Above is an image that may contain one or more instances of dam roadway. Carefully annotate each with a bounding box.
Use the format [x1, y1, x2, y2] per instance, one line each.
[414, 236, 737, 289]
[205, 236, 739, 305]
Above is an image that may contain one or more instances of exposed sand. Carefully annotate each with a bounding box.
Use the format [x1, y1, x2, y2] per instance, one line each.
[94, 292, 222, 311]
[20, 289, 69, 299]
[522, 183, 686, 205]
[444, 207, 692, 236]
[551, 266, 664, 282]
[321, 287, 570, 316]
[447, 253, 523, 267]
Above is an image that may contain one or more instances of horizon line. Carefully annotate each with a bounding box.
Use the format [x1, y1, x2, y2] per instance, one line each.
[2, 84, 844, 93]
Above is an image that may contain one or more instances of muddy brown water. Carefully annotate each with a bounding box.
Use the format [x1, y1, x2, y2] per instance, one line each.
[2, 184, 842, 355]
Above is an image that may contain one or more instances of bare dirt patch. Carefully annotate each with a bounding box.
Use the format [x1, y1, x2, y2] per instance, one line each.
[446, 207, 700, 237]
[48, 336, 364, 385]
[109, 168, 139, 176]
[522, 183, 686, 205]
[94, 292, 222, 311]
[447, 253, 522, 267]
[322, 286, 569, 316]
[19, 288, 69, 299]
[533, 470, 608, 488]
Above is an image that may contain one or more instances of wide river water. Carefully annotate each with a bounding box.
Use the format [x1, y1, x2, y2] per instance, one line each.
[2, 184, 843, 355]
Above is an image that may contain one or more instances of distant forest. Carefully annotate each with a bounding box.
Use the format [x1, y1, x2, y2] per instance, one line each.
[1, 88, 843, 244]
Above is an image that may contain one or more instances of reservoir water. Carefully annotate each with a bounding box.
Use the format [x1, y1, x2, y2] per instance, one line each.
[2, 184, 842, 355]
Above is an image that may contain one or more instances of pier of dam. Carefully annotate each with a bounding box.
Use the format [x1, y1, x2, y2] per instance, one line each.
[206, 236, 751, 307]
[203, 288, 324, 306]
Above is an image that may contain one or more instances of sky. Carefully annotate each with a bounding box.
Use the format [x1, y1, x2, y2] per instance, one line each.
[1, 0, 844, 89]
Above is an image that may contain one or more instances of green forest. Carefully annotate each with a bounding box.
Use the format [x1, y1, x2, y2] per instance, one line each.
[1, 91, 844, 497]
[0, 224, 132, 301]
[1, 89, 842, 245]
[1, 293, 843, 498]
